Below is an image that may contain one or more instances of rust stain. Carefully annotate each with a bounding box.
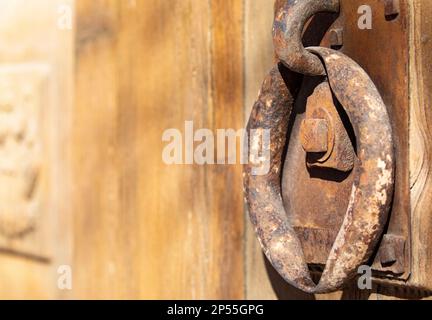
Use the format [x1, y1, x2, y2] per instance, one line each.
[244, 48, 394, 293]
[272, 0, 340, 76]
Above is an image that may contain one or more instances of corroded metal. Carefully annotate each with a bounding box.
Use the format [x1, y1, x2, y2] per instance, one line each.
[244, 48, 394, 293]
[273, 0, 340, 76]
[329, 27, 343, 48]
[325, 0, 410, 280]
[300, 119, 329, 154]
[374, 234, 406, 275]
[301, 81, 355, 172]
[384, 0, 400, 18]
[274, 0, 410, 282]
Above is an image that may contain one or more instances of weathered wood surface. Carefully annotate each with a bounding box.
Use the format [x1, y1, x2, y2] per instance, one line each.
[408, 0, 432, 295]
[73, 0, 244, 299]
[0, 0, 245, 300]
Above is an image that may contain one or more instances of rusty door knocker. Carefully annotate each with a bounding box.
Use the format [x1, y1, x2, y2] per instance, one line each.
[244, 0, 395, 294]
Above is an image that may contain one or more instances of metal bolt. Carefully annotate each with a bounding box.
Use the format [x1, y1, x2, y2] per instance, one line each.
[300, 119, 329, 153]
[329, 28, 343, 48]
[384, 0, 400, 18]
[377, 234, 406, 274]
[380, 244, 397, 266]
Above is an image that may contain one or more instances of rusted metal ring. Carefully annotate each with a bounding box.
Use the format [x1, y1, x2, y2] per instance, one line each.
[244, 48, 394, 293]
[273, 0, 340, 76]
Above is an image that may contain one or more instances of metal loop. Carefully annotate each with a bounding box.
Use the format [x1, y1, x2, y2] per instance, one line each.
[244, 48, 394, 293]
[273, 0, 340, 76]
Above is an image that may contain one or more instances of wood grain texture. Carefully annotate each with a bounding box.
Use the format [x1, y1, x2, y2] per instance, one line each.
[73, 0, 244, 299]
[408, 0, 432, 294]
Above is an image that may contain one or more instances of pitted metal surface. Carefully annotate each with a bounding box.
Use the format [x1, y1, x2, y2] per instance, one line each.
[244, 48, 395, 293]
[273, 0, 340, 76]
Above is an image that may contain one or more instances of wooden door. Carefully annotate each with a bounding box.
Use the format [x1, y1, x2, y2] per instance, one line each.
[0, 0, 431, 300]
[0, 0, 245, 300]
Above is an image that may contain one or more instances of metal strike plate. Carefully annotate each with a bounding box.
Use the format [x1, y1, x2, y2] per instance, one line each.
[281, 0, 410, 282]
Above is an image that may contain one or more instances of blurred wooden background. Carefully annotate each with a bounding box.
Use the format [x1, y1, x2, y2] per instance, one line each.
[72, 0, 246, 299]
[0, 0, 250, 300]
[0, 0, 430, 300]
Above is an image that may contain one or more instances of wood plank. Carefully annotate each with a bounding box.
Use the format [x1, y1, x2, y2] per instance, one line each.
[207, 0, 245, 299]
[408, 0, 432, 294]
[73, 0, 244, 299]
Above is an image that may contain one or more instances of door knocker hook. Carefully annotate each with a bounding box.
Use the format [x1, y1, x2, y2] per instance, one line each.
[273, 0, 340, 76]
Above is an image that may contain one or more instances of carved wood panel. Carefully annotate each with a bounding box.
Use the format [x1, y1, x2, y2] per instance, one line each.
[0, 0, 73, 299]
[0, 64, 51, 258]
